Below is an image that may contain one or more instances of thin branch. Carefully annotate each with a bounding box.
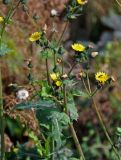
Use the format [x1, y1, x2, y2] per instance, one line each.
[68, 63, 77, 76]
[92, 99, 121, 160]
[46, 58, 50, 85]
[57, 21, 69, 46]
[115, 0, 121, 7]
[63, 84, 86, 159]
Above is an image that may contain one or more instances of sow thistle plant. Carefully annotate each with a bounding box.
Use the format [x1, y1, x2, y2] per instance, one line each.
[0, 0, 121, 160]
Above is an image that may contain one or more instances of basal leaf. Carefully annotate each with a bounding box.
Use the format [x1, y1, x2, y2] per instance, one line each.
[15, 100, 56, 110]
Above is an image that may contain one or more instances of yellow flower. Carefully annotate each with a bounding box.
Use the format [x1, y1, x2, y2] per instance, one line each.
[0, 16, 4, 23]
[95, 72, 109, 84]
[72, 43, 85, 52]
[55, 80, 62, 87]
[29, 32, 41, 42]
[77, 0, 87, 5]
[50, 73, 59, 81]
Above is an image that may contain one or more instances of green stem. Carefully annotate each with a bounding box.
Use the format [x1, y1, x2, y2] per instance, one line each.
[0, 2, 21, 159]
[63, 84, 86, 159]
[69, 123, 86, 160]
[68, 62, 77, 76]
[46, 58, 50, 85]
[51, 124, 55, 160]
[0, 0, 21, 45]
[81, 78, 89, 94]
[23, 4, 39, 29]
[61, 57, 64, 75]
[85, 73, 121, 159]
[92, 99, 121, 160]
[53, 52, 56, 68]
[86, 70, 91, 94]
[115, 0, 121, 7]
[90, 88, 98, 97]
[57, 21, 69, 46]
[0, 63, 4, 160]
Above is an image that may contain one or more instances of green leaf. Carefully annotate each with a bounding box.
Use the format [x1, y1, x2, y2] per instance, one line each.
[72, 90, 89, 98]
[63, 79, 77, 87]
[67, 95, 78, 121]
[50, 111, 70, 126]
[40, 48, 52, 58]
[52, 118, 62, 148]
[0, 43, 11, 57]
[50, 112, 70, 148]
[41, 86, 50, 97]
[15, 100, 56, 110]
[28, 131, 43, 156]
[36, 107, 59, 126]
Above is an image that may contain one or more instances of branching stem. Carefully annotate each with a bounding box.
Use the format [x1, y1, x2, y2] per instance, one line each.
[63, 84, 86, 160]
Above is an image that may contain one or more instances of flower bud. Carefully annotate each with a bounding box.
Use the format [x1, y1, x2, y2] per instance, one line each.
[61, 74, 68, 79]
[111, 76, 116, 82]
[56, 58, 62, 65]
[91, 52, 98, 58]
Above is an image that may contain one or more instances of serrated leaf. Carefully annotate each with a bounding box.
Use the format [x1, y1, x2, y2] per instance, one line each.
[67, 95, 78, 121]
[51, 112, 70, 149]
[50, 111, 70, 126]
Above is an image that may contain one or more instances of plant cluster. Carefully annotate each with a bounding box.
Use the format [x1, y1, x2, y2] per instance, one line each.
[0, 0, 121, 160]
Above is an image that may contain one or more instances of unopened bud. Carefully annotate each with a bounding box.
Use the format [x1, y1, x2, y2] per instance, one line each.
[62, 74, 68, 79]
[111, 76, 116, 82]
[79, 71, 86, 78]
[56, 58, 62, 65]
[43, 24, 47, 33]
[91, 52, 98, 58]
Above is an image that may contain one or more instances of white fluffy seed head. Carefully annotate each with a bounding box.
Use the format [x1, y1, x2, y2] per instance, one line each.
[51, 9, 58, 16]
[16, 89, 29, 100]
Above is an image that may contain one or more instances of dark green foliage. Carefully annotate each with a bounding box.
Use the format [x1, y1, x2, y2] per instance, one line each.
[15, 99, 56, 110]
[2, 0, 11, 5]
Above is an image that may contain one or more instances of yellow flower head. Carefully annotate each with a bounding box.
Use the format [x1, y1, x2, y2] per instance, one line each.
[95, 72, 109, 84]
[77, 0, 87, 5]
[72, 43, 85, 52]
[0, 16, 4, 23]
[50, 73, 59, 81]
[29, 32, 41, 42]
[55, 80, 62, 87]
